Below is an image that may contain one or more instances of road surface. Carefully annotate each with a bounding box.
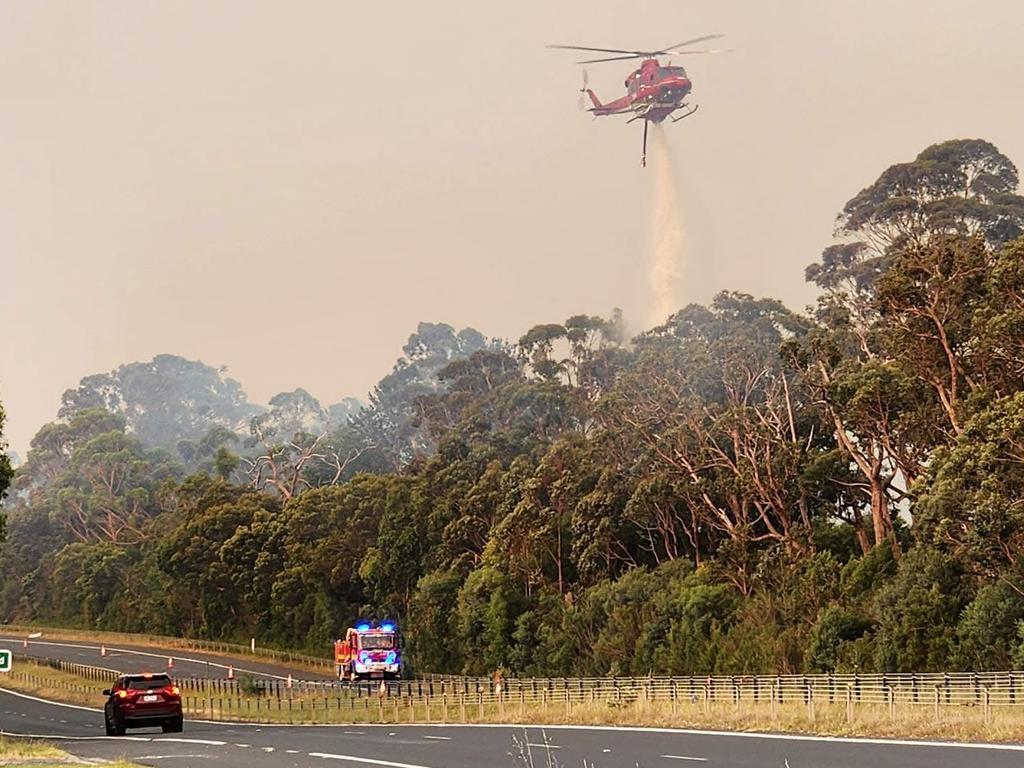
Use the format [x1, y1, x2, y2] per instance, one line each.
[0, 635, 333, 680]
[2, 636, 1024, 767]
[3, 686, 1024, 767]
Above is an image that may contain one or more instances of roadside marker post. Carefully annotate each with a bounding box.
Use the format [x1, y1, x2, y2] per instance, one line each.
[0, 647, 9, 735]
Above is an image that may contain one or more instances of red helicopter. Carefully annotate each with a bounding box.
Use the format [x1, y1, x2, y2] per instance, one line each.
[548, 35, 726, 167]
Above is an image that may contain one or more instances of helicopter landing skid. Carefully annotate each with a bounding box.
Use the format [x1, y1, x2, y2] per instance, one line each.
[671, 104, 700, 122]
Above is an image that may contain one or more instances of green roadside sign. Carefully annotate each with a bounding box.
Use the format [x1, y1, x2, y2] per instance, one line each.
[0, 649, 11, 672]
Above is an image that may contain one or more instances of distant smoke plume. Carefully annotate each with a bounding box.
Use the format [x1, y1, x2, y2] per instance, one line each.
[648, 124, 685, 326]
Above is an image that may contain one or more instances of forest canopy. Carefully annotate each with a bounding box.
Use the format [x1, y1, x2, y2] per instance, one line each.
[5, 139, 1024, 676]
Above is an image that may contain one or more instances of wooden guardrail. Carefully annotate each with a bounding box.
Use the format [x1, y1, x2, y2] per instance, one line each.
[13, 656, 1024, 727]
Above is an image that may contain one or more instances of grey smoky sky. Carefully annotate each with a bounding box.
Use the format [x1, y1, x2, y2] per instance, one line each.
[2, 0, 1023, 454]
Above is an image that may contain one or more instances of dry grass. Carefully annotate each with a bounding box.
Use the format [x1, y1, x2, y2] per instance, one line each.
[0, 737, 145, 767]
[0, 737, 64, 760]
[5, 661, 1024, 744]
[0, 763, 143, 768]
[471, 698, 1024, 743]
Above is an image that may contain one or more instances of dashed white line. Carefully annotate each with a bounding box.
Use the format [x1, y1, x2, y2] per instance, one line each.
[661, 757, 708, 762]
[234, 743, 251, 748]
[134, 756, 209, 761]
[309, 753, 434, 768]
[326, 723, 1024, 753]
[526, 743, 561, 749]
[422, 735, 451, 741]
[155, 737, 227, 746]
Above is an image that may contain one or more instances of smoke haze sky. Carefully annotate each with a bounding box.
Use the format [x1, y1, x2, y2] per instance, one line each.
[2, 0, 1023, 453]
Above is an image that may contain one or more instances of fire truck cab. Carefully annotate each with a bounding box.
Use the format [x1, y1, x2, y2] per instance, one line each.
[334, 622, 402, 681]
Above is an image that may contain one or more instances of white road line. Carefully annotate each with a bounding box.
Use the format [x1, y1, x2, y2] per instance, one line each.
[134, 756, 209, 760]
[342, 730, 366, 734]
[234, 743, 251, 747]
[309, 754, 435, 768]
[527, 743, 561, 749]
[2, 732, 151, 742]
[316, 723, 1024, 752]
[155, 737, 227, 746]
[0, 687, 99, 712]
[422, 735, 451, 741]
[661, 756, 708, 762]
[286, 749, 300, 754]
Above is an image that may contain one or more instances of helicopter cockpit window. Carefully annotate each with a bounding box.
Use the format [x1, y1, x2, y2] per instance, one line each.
[657, 67, 688, 79]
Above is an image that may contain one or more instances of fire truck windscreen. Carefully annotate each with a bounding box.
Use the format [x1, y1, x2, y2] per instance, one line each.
[359, 634, 395, 650]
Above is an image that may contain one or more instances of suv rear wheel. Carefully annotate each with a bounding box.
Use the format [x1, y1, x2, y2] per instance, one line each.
[105, 711, 126, 737]
[162, 715, 184, 733]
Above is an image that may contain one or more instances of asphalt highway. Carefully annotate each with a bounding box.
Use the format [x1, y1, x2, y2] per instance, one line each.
[2, 687, 1024, 768]
[0, 636, 333, 680]
[2, 637, 1024, 767]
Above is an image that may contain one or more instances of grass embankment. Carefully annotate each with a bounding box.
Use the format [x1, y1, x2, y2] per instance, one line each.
[3, 660, 1023, 744]
[0, 735, 141, 767]
[1, 624, 331, 677]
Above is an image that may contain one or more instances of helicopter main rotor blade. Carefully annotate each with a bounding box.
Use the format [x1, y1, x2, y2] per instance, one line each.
[547, 44, 643, 56]
[657, 34, 725, 52]
[661, 48, 732, 55]
[549, 35, 728, 64]
[577, 53, 648, 64]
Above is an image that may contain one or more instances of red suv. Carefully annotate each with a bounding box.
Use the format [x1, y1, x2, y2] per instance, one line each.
[103, 673, 183, 735]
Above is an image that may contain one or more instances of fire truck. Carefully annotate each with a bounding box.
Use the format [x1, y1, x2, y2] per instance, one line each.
[333, 622, 403, 681]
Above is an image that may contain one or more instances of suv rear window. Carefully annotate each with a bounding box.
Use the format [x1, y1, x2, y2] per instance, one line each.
[125, 676, 171, 690]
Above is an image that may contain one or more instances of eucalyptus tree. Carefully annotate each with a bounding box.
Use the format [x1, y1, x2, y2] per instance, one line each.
[0, 402, 12, 505]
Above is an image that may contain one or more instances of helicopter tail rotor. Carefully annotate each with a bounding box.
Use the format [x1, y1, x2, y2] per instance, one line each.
[577, 68, 590, 111]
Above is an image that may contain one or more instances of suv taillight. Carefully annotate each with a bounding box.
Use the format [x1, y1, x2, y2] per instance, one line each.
[165, 685, 180, 697]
